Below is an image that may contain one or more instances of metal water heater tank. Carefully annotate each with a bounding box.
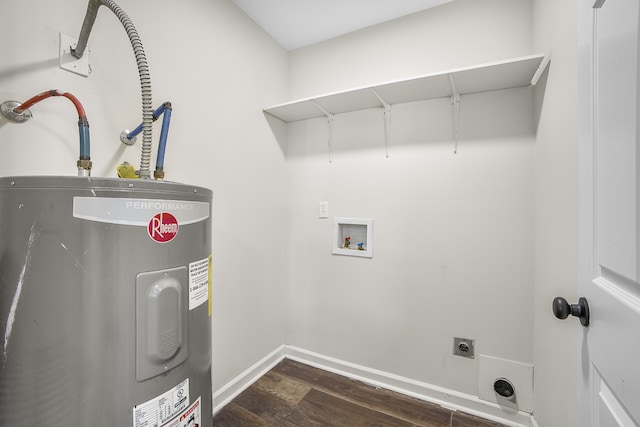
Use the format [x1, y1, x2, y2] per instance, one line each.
[0, 176, 213, 426]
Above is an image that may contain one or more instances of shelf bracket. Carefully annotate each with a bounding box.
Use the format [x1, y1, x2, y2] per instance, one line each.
[371, 88, 391, 158]
[312, 100, 335, 163]
[530, 55, 550, 86]
[448, 74, 461, 154]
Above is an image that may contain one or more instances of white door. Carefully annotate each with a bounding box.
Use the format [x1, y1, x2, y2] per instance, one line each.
[577, 0, 640, 425]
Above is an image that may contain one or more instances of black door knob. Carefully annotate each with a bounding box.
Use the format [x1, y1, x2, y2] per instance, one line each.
[552, 297, 589, 327]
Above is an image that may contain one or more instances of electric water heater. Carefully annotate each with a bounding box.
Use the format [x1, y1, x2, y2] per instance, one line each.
[0, 176, 213, 426]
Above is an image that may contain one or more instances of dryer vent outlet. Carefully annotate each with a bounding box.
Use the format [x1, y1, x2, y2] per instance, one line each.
[494, 377, 516, 401]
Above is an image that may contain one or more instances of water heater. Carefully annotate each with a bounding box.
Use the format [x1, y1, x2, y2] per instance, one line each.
[0, 176, 212, 426]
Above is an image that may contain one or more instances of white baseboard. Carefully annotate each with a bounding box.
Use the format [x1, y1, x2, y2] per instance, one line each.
[212, 344, 535, 427]
[530, 415, 540, 427]
[285, 345, 533, 427]
[212, 344, 285, 414]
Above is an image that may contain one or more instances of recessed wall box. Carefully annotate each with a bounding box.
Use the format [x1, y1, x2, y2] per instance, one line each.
[332, 217, 373, 258]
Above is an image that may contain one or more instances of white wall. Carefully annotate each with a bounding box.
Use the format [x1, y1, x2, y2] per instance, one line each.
[0, 0, 290, 401]
[532, 0, 578, 426]
[288, 0, 533, 100]
[284, 0, 536, 400]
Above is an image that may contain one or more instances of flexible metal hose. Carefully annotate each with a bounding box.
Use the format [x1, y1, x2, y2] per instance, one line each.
[72, 0, 153, 179]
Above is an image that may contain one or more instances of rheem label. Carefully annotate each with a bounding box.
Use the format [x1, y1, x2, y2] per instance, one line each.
[148, 212, 179, 243]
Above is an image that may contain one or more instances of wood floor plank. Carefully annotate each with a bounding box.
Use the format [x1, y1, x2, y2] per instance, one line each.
[253, 371, 311, 405]
[272, 359, 452, 427]
[231, 386, 299, 424]
[282, 388, 419, 427]
[213, 403, 277, 427]
[213, 358, 509, 427]
[230, 386, 325, 427]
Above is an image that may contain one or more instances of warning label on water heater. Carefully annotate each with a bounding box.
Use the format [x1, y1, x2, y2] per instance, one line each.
[132, 378, 189, 427]
[189, 258, 209, 310]
[163, 396, 202, 427]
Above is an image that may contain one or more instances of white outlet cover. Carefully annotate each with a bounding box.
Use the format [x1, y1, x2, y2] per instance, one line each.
[59, 33, 90, 77]
[478, 354, 534, 414]
[319, 201, 329, 218]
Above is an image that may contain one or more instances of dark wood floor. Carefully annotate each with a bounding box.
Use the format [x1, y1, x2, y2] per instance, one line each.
[213, 359, 508, 427]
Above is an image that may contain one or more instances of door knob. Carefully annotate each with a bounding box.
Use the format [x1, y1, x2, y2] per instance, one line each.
[552, 297, 590, 327]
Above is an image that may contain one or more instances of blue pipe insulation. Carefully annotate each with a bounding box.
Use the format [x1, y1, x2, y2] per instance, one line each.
[125, 102, 172, 176]
[78, 122, 91, 160]
[126, 103, 169, 140]
[155, 107, 172, 170]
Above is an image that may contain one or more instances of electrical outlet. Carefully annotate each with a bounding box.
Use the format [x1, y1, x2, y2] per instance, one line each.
[318, 202, 329, 218]
[453, 337, 475, 359]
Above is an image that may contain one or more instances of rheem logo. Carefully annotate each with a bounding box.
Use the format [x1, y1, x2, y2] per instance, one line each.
[148, 212, 179, 243]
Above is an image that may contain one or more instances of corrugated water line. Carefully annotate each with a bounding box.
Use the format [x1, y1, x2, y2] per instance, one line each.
[72, 0, 154, 179]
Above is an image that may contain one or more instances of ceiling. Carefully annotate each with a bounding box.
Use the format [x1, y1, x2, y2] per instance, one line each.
[231, 0, 454, 51]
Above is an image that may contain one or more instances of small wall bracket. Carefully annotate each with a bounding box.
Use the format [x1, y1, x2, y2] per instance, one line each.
[59, 33, 91, 77]
[371, 88, 391, 158]
[448, 74, 461, 154]
[312, 100, 335, 163]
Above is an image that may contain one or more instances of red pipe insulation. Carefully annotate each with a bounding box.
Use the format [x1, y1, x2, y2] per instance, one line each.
[11, 89, 92, 172]
[14, 89, 87, 118]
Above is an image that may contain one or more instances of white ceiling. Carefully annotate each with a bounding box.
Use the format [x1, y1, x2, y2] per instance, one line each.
[232, 0, 454, 51]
